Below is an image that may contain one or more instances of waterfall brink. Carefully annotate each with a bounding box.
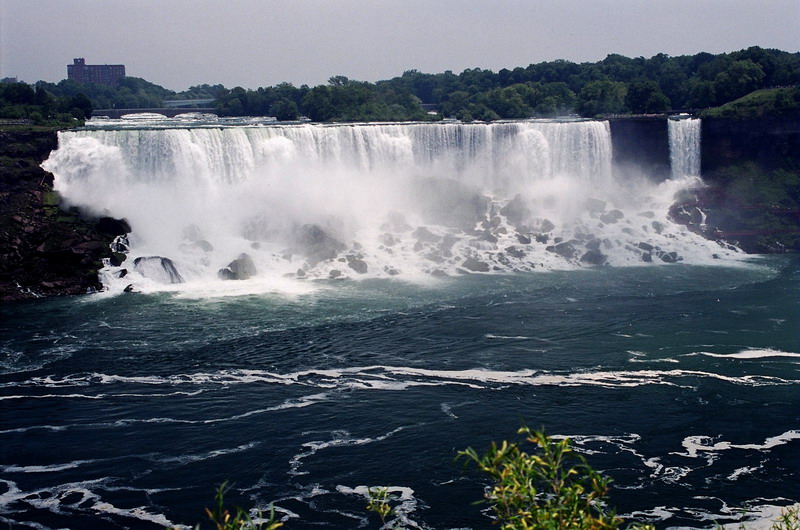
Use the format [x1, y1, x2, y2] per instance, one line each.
[43, 118, 738, 294]
[668, 116, 701, 178]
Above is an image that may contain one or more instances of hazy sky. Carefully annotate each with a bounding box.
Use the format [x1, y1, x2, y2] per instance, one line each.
[1, 0, 798, 91]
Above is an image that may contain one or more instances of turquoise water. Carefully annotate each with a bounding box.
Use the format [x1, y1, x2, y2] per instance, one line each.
[1, 256, 798, 528]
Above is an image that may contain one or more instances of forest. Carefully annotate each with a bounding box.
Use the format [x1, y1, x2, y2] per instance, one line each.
[2, 47, 799, 123]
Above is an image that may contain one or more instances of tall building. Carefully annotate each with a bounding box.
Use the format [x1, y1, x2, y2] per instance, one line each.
[67, 58, 125, 86]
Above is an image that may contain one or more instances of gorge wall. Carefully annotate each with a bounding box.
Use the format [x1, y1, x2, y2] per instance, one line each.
[0, 129, 128, 301]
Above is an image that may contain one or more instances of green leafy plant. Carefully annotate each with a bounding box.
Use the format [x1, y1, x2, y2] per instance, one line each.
[201, 481, 282, 530]
[458, 426, 651, 530]
[772, 505, 800, 530]
[366, 486, 395, 527]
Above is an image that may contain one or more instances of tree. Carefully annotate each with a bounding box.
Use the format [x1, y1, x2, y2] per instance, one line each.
[269, 98, 299, 121]
[577, 80, 627, 116]
[713, 59, 766, 104]
[625, 80, 671, 113]
[458, 427, 641, 530]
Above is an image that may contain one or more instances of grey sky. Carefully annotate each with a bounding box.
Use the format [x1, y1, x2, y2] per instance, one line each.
[1, 0, 798, 91]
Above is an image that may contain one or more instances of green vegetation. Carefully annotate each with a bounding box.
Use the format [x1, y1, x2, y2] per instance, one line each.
[193, 482, 282, 530]
[459, 427, 644, 529]
[0, 82, 89, 126]
[700, 86, 800, 119]
[5, 47, 798, 122]
[186, 430, 800, 529]
[701, 162, 800, 252]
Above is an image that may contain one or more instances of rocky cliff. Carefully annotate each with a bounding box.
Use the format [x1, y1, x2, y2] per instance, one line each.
[0, 129, 129, 302]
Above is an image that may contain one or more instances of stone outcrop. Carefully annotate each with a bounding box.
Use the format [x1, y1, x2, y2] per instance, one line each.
[0, 129, 131, 301]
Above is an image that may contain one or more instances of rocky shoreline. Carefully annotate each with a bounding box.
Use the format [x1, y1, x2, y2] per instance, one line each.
[0, 129, 130, 302]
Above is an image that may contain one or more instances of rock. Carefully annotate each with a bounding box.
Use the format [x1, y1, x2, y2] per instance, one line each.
[580, 249, 607, 265]
[584, 197, 607, 215]
[504, 246, 526, 259]
[414, 178, 490, 230]
[538, 218, 556, 233]
[500, 195, 531, 228]
[294, 224, 346, 264]
[347, 257, 368, 274]
[380, 211, 412, 232]
[462, 257, 490, 272]
[517, 233, 532, 244]
[412, 226, 441, 243]
[546, 241, 578, 259]
[638, 242, 654, 252]
[641, 253, 653, 262]
[218, 253, 257, 280]
[96, 217, 131, 236]
[599, 209, 624, 224]
[586, 238, 602, 250]
[329, 269, 342, 279]
[661, 251, 680, 263]
[651, 221, 665, 234]
[109, 252, 127, 267]
[134, 256, 184, 284]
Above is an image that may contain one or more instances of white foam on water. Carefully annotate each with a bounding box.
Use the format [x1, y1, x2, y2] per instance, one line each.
[676, 430, 800, 459]
[698, 348, 800, 360]
[288, 426, 407, 477]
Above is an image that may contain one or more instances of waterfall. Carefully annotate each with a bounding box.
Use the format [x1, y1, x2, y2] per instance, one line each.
[668, 116, 701, 178]
[42, 118, 737, 293]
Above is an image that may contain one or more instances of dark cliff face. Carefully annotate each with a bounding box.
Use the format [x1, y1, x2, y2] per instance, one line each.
[701, 115, 800, 173]
[608, 117, 671, 181]
[690, 115, 800, 253]
[0, 129, 130, 302]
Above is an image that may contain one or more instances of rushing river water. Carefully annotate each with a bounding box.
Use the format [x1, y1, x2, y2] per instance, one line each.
[1, 117, 798, 528]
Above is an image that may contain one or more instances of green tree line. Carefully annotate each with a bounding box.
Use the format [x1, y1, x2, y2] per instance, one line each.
[4, 46, 799, 124]
[0, 81, 92, 126]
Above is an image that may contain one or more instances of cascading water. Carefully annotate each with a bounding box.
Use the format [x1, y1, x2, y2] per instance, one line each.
[43, 117, 737, 294]
[668, 115, 701, 178]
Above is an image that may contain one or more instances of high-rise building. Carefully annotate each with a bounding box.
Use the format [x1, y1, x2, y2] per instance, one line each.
[67, 58, 125, 86]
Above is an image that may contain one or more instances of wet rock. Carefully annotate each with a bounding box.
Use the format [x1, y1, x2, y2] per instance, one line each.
[516, 233, 532, 244]
[585, 197, 607, 215]
[500, 195, 532, 228]
[580, 249, 607, 266]
[462, 257, 490, 272]
[504, 246, 526, 259]
[329, 269, 342, 279]
[380, 211, 412, 232]
[413, 226, 441, 243]
[651, 221, 665, 234]
[660, 251, 680, 263]
[347, 256, 368, 274]
[217, 253, 257, 280]
[534, 234, 548, 244]
[638, 242, 654, 252]
[586, 238, 602, 251]
[546, 241, 578, 259]
[414, 178, 490, 230]
[538, 218, 556, 233]
[599, 209, 624, 224]
[295, 224, 346, 264]
[134, 256, 184, 284]
[641, 253, 653, 262]
[96, 217, 131, 236]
